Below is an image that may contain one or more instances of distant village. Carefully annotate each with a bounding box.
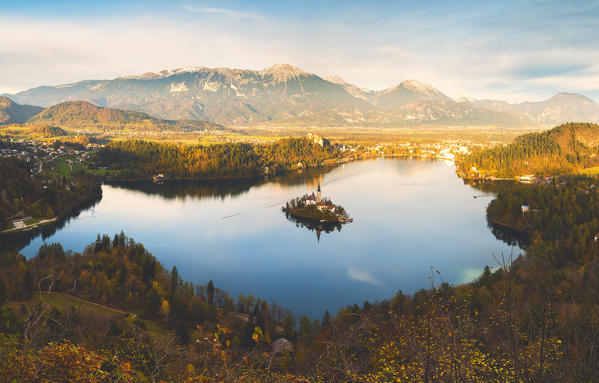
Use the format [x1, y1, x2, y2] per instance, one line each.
[0, 138, 99, 176]
[224, 132, 491, 164]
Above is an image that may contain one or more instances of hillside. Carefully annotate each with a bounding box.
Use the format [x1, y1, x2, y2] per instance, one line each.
[457, 122, 599, 177]
[26, 125, 68, 137]
[0, 96, 43, 124]
[4, 185, 599, 381]
[13, 64, 593, 128]
[26, 100, 229, 133]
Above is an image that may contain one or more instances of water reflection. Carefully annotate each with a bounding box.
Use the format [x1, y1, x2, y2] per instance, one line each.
[14, 159, 519, 317]
[107, 167, 331, 201]
[462, 180, 530, 248]
[283, 211, 343, 241]
[487, 221, 529, 248]
[0, 195, 101, 254]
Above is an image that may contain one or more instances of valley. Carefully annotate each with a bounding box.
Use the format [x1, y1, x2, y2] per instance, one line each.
[2, 1, 599, 379]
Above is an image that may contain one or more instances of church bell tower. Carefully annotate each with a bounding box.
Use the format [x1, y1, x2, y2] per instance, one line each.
[316, 184, 322, 203]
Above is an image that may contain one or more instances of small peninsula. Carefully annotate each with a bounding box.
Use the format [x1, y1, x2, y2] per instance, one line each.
[282, 184, 352, 224]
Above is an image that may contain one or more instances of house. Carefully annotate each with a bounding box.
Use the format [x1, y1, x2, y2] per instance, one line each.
[153, 173, 165, 183]
[521, 205, 530, 213]
[518, 175, 536, 184]
[316, 202, 334, 212]
[594, 233, 599, 242]
[302, 184, 326, 207]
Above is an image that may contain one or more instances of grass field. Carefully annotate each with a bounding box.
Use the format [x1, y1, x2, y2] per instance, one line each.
[45, 292, 127, 317]
[54, 159, 87, 177]
[3, 122, 539, 148]
[12, 292, 172, 336]
[240, 126, 538, 145]
[24, 217, 41, 225]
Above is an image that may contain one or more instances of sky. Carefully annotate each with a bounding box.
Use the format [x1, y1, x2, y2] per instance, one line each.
[1, 0, 599, 102]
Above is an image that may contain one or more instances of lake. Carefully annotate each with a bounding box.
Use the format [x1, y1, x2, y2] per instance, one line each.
[17, 159, 519, 317]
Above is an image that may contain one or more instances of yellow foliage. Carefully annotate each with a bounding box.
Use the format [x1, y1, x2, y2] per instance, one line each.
[161, 299, 170, 316]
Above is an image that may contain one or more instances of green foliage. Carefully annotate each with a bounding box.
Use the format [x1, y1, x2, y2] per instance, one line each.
[458, 122, 599, 177]
[487, 177, 599, 264]
[0, 157, 101, 230]
[3, 175, 599, 381]
[93, 137, 341, 180]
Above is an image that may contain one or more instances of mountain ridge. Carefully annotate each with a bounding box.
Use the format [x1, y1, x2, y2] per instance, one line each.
[8, 64, 599, 127]
[473, 92, 599, 126]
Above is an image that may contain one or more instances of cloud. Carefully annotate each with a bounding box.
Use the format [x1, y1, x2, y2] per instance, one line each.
[0, 15, 283, 91]
[347, 267, 381, 286]
[181, 5, 264, 20]
[0, 1, 598, 102]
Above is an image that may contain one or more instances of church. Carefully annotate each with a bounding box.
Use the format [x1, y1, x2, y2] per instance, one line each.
[305, 184, 322, 206]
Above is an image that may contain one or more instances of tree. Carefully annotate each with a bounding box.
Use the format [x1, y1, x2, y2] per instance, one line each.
[322, 310, 331, 329]
[190, 301, 204, 325]
[169, 266, 179, 302]
[207, 280, 215, 305]
[146, 288, 161, 315]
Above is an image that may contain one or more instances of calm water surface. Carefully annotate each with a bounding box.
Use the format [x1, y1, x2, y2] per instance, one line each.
[19, 159, 518, 317]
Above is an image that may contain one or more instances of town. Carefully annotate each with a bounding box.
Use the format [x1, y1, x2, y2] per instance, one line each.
[0, 137, 99, 177]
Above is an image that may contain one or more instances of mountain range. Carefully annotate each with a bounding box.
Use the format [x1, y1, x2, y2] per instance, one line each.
[0, 96, 229, 134]
[6, 64, 599, 128]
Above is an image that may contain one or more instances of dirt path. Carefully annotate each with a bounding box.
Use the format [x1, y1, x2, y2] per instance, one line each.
[54, 292, 128, 315]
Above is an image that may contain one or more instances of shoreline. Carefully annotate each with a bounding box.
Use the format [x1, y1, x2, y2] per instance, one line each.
[0, 186, 102, 237]
[487, 217, 527, 234]
[97, 155, 449, 184]
[1, 217, 58, 235]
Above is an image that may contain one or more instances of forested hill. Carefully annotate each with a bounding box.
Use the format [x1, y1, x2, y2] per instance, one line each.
[457, 122, 599, 178]
[26, 100, 228, 133]
[0, 157, 101, 231]
[93, 137, 342, 180]
[0, 96, 43, 124]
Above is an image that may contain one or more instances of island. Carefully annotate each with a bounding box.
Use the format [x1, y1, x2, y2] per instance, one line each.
[282, 184, 352, 224]
[282, 184, 352, 239]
